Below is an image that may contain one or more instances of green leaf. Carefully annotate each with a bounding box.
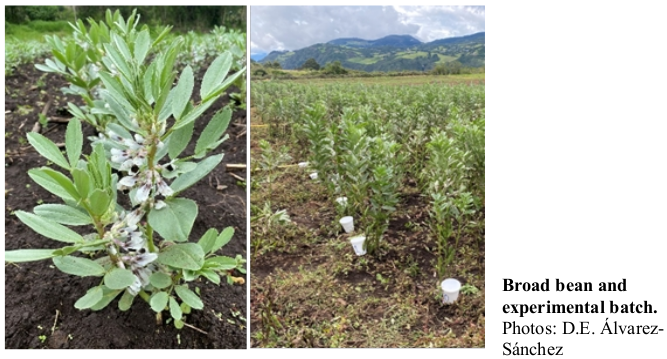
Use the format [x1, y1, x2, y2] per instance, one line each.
[72, 168, 92, 198]
[150, 292, 169, 313]
[134, 29, 150, 65]
[74, 286, 104, 309]
[28, 168, 76, 202]
[202, 69, 244, 103]
[40, 167, 80, 200]
[118, 289, 135, 311]
[170, 154, 223, 194]
[16, 211, 84, 243]
[103, 43, 131, 79]
[173, 97, 215, 130]
[53, 256, 105, 277]
[143, 62, 155, 104]
[169, 297, 182, 321]
[167, 120, 194, 160]
[211, 227, 234, 254]
[34, 204, 92, 226]
[99, 72, 133, 110]
[197, 228, 218, 254]
[104, 268, 137, 290]
[174, 319, 184, 329]
[65, 118, 82, 166]
[88, 189, 111, 217]
[205, 256, 237, 270]
[200, 53, 232, 100]
[5, 249, 55, 263]
[200, 269, 220, 285]
[158, 243, 205, 270]
[180, 302, 191, 314]
[35, 63, 57, 73]
[27, 132, 70, 169]
[195, 107, 231, 156]
[147, 198, 198, 242]
[90, 286, 122, 311]
[171, 65, 194, 120]
[149, 272, 172, 289]
[106, 123, 133, 140]
[174, 285, 203, 310]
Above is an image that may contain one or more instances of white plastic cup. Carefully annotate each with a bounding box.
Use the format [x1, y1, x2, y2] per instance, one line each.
[339, 216, 354, 233]
[309, 172, 318, 180]
[350, 235, 366, 256]
[298, 162, 309, 168]
[335, 197, 348, 206]
[441, 278, 462, 304]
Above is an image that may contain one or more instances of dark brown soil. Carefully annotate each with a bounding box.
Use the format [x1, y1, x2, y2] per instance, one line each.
[5, 60, 247, 348]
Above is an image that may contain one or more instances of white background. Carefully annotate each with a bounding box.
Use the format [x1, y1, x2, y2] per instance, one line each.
[4, 1, 667, 356]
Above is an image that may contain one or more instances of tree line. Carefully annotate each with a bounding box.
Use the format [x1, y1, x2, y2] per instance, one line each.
[5, 6, 246, 32]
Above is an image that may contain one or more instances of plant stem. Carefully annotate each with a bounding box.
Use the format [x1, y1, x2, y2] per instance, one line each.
[138, 290, 150, 303]
[146, 222, 156, 253]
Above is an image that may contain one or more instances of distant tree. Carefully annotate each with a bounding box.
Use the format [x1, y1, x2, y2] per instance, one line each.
[431, 61, 463, 75]
[299, 58, 320, 71]
[322, 61, 347, 75]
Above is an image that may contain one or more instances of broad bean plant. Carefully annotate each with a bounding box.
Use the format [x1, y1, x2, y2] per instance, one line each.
[5, 11, 247, 329]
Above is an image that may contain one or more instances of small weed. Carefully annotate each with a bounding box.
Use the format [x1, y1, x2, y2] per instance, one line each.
[38, 335, 47, 343]
[236, 180, 246, 188]
[17, 105, 34, 116]
[376, 273, 389, 285]
[460, 284, 479, 295]
[36, 74, 47, 88]
[38, 113, 48, 129]
[18, 136, 28, 146]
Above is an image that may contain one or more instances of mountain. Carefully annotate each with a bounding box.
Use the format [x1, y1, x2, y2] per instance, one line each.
[250, 52, 268, 61]
[328, 34, 422, 48]
[260, 32, 484, 72]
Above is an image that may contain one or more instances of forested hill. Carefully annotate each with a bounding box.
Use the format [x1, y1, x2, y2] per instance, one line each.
[260, 32, 484, 72]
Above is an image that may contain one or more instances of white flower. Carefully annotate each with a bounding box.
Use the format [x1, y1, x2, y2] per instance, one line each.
[125, 232, 146, 251]
[133, 252, 158, 267]
[135, 183, 151, 203]
[154, 200, 167, 210]
[110, 148, 128, 164]
[118, 175, 138, 189]
[128, 276, 141, 296]
[157, 179, 174, 197]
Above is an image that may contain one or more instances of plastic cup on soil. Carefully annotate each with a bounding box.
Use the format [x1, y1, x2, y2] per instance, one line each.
[309, 172, 318, 180]
[441, 278, 462, 304]
[298, 162, 309, 168]
[339, 216, 354, 233]
[350, 235, 366, 256]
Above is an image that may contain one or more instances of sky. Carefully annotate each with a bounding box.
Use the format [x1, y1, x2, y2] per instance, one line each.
[250, 6, 485, 57]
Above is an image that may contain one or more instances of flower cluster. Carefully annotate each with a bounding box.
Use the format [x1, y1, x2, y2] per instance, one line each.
[104, 209, 157, 295]
[106, 127, 175, 204]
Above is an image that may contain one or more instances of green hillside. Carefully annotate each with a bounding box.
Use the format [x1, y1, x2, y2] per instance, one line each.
[261, 32, 484, 72]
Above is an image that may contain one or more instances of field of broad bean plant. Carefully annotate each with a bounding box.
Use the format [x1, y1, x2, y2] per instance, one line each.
[5, 10, 247, 349]
[250, 75, 485, 347]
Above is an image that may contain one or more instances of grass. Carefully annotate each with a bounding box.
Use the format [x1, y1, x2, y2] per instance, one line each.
[396, 51, 430, 59]
[5, 20, 73, 42]
[286, 73, 485, 86]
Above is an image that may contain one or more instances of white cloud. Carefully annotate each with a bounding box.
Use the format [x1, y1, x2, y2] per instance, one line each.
[251, 6, 485, 54]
